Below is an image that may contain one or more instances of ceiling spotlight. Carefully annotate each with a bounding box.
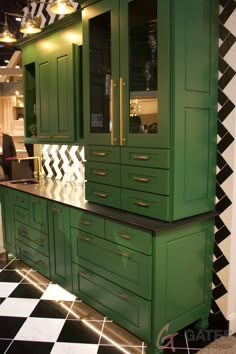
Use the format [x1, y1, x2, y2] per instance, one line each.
[49, 0, 75, 15]
[0, 13, 17, 43]
[20, 14, 42, 34]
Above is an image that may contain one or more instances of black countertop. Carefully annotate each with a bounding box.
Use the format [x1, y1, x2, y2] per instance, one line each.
[0, 177, 216, 233]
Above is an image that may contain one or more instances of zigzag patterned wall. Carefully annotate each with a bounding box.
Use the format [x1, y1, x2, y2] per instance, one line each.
[212, 0, 236, 320]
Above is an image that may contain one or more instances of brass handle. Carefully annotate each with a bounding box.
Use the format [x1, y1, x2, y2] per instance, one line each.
[117, 232, 132, 240]
[116, 249, 131, 258]
[94, 171, 107, 176]
[37, 135, 51, 138]
[120, 77, 124, 145]
[32, 199, 38, 203]
[79, 235, 91, 242]
[110, 79, 115, 145]
[117, 291, 130, 301]
[133, 177, 149, 183]
[80, 220, 91, 225]
[51, 207, 61, 213]
[134, 201, 149, 208]
[18, 230, 28, 237]
[35, 259, 44, 266]
[17, 212, 25, 219]
[133, 155, 149, 160]
[35, 239, 43, 245]
[52, 135, 70, 139]
[16, 197, 23, 202]
[94, 192, 107, 198]
[93, 152, 106, 157]
[80, 271, 91, 279]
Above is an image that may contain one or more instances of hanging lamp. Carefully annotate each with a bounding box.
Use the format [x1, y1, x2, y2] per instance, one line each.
[49, 0, 75, 15]
[0, 13, 17, 43]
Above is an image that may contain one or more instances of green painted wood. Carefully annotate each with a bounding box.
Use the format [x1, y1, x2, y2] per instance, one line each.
[121, 147, 170, 169]
[14, 205, 30, 225]
[105, 219, 152, 255]
[70, 208, 105, 237]
[23, 63, 36, 138]
[86, 161, 121, 186]
[13, 190, 29, 208]
[29, 196, 48, 234]
[78, 234, 152, 299]
[0, 187, 15, 254]
[15, 221, 49, 257]
[48, 202, 72, 292]
[85, 146, 120, 163]
[72, 264, 151, 342]
[85, 182, 121, 208]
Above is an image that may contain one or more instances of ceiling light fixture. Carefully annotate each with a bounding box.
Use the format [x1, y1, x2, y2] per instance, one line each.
[49, 0, 75, 15]
[0, 13, 17, 43]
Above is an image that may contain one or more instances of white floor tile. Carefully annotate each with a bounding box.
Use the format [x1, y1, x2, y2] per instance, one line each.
[0, 298, 39, 317]
[41, 284, 76, 301]
[0, 282, 19, 297]
[51, 342, 99, 354]
[15, 317, 65, 342]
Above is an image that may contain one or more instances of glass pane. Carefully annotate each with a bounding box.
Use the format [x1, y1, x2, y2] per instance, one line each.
[129, 0, 158, 134]
[89, 12, 111, 134]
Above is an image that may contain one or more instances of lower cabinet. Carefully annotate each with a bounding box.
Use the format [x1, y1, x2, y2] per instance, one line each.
[0, 188, 15, 254]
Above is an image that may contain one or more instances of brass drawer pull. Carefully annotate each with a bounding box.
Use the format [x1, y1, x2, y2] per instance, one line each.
[134, 201, 149, 208]
[80, 271, 91, 279]
[51, 207, 61, 213]
[117, 291, 130, 301]
[53, 135, 70, 139]
[133, 177, 149, 183]
[116, 250, 131, 258]
[16, 197, 23, 202]
[37, 135, 51, 138]
[80, 220, 91, 225]
[17, 212, 25, 219]
[18, 230, 28, 237]
[35, 259, 44, 266]
[35, 239, 43, 245]
[79, 235, 91, 242]
[94, 192, 107, 198]
[93, 152, 106, 157]
[94, 171, 107, 176]
[117, 232, 132, 240]
[133, 155, 149, 160]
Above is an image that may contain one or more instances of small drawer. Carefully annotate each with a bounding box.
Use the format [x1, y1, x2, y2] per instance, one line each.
[86, 145, 120, 163]
[121, 165, 169, 195]
[85, 182, 120, 209]
[72, 264, 151, 342]
[105, 220, 152, 255]
[78, 235, 152, 299]
[14, 205, 30, 224]
[121, 147, 170, 168]
[15, 221, 49, 256]
[121, 189, 170, 221]
[70, 209, 104, 237]
[16, 240, 50, 278]
[13, 191, 29, 208]
[85, 162, 121, 187]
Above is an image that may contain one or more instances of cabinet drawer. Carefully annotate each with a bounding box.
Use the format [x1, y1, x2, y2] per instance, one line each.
[121, 189, 170, 221]
[85, 182, 120, 209]
[70, 208, 104, 237]
[121, 147, 170, 168]
[15, 221, 49, 256]
[13, 191, 29, 208]
[86, 146, 120, 163]
[14, 205, 30, 224]
[86, 162, 121, 186]
[121, 165, 169, 195]
[16, 240, 50, 277]
[72, 264, 151, 342]
[105, 220, 152, 255]
[79, 235, 152, 299]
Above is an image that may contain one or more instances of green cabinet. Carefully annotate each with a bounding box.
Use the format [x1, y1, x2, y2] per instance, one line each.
[48, 201, 72, 292]
[0, 187, 15, 254]
[20, 12, 83, 144]
[84, 0, 219, 222]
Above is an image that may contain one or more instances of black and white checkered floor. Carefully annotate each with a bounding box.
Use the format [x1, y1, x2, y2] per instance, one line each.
[0, 253, 227, 354]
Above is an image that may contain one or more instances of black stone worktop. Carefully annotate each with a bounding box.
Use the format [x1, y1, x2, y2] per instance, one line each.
[0, 177, 216, 233]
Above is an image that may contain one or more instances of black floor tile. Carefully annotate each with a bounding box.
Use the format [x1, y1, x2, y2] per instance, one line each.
[8, 283, 46, 299]
[67, 300, 105, 321]
[0, 260, 11, 270]
[57, 319, 102, 344]
[100, 321, 142, 347]
[98, 344, 141, 354]
[21, 271, 51, 285]
[6, 340, 53, 354]
[0, 298, 5, 305]
[185, 327, 222, 350]
[0, 270, 27, 283]
[0, 317, 26, 339]
[0, 339, 11, 353]
[5, 260, 32, 271]
[30, 300, 73, 318]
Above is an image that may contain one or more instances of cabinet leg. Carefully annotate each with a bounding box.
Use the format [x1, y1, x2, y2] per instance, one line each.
[194, 317, 209, 330]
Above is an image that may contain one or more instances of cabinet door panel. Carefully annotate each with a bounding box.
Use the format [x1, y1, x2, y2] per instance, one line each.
[0, 188, 15, 253]
[29, 196, 48, 233]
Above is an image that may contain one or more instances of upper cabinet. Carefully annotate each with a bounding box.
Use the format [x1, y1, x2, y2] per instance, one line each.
[83, 0, 166, 148]
[20, 13, 83, 144]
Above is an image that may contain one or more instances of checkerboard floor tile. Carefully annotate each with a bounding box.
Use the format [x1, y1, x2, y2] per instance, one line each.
[0, 253, 226, 353]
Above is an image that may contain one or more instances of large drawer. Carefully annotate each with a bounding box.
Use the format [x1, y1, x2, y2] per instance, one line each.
[121, 165, 169, 195]
[72, 264, 151, 342]
[86, 161, 121, 186]
[15, 221, 49, 256]
[86, 146, 120, 163]
[78, 234, 152, 299]
[105, 219, 152, 255]
[70, 208, 104, 238]
[121, 147, 170, 168]
[85, 182, 120, 209]
[13, 190, 29, 208]
[14, 205, 30, 224]
[16, 240, 50, 277]
[121, 188, 170, 221]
